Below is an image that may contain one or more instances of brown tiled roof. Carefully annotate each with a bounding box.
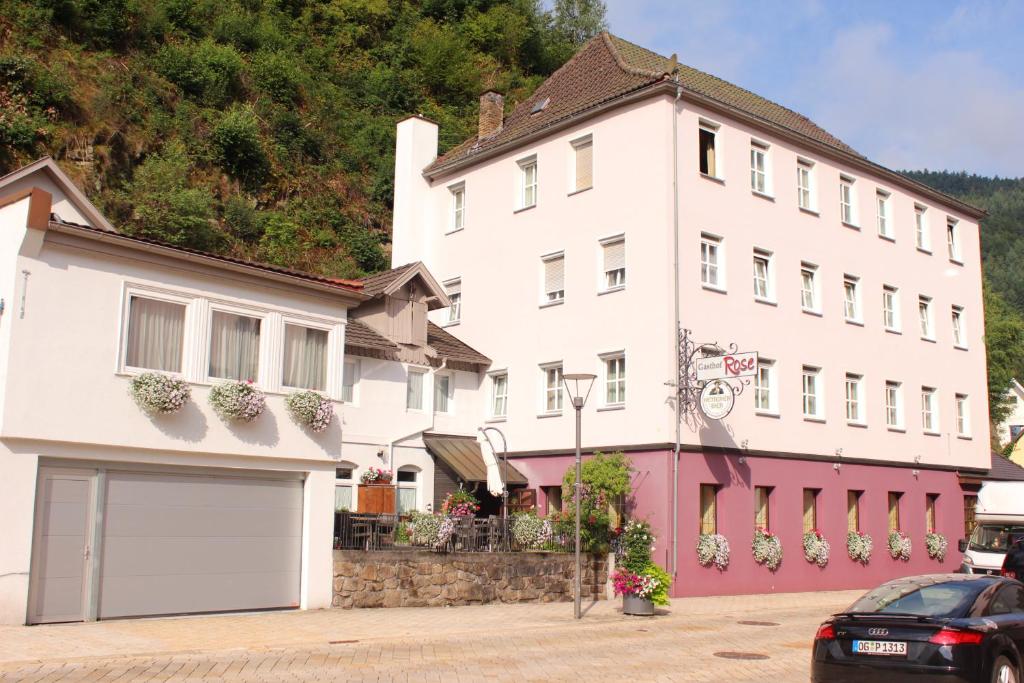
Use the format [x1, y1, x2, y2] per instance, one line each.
[345, 319, 399, 351]
[986, 451, 1024, 482]
[359, 262, 420, 297]
[426, 32, 857, 177]
[427, 322, 490, 366]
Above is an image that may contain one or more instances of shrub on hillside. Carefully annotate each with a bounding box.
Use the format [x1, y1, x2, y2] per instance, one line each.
[155, 38, 244, 107]
[211, 105, 267, 185]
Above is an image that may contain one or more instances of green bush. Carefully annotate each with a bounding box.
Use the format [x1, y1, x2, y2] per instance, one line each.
[643, 561, 671, 606]
[155, 38, 244, 107]
[210, 105, 267, 185]
[619, 520, 655, 574]
[250, 49, 303, 103]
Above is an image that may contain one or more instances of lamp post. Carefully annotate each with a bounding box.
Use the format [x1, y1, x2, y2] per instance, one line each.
[562, 372, 596, 620]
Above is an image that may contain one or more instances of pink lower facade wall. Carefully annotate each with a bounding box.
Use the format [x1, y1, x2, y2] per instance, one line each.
[510, 449, 969, 598]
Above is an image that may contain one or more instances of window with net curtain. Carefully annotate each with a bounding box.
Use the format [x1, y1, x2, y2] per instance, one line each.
[282, 324, 328, 391]
[397, 467, 418, 514]
[209, 311, 261, 381]
[335, 465, 355, 512]
[125, 295, 186, 372]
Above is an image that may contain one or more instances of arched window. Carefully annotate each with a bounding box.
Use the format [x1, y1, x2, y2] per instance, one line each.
[335, 462, 357, 512]
[396, 465, 420, 514]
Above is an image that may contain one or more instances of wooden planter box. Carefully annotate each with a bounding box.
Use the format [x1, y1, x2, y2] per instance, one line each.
[358, 484, 396, 514]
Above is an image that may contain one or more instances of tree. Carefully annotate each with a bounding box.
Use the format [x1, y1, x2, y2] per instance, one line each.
[552, 0, 607, 47]
[984, 286, 1024, 433]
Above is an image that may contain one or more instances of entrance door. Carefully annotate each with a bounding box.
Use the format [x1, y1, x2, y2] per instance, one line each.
[28, 468, 96, 624]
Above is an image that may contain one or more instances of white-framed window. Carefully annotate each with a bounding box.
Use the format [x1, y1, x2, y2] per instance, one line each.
[406, 367, 426, 411]
[434, 372, 452, 414]
[518, 156, 538, 210]
[956, 394, 970, 437]
[334, 463, 356, 512]
[797, 159, 815, 211]
[876, 190, 892, 239]
[342, 358, 359, 403]
[885, 381, 903, 429]
[750, 140, 769, 195]
[915, 204, 930, 251]
[701, 233, 723, 289]
[282, 323, 329, 391]
[800, 263, 819, 313]
[698, 120, 720, 178]
[921, 386, 938, 433]
[571, 135, 593, 193]
[802, 365, 823, 419]
[918, 295, 934, 340]
[601, 236, 626, 290]
[752, 249, 774, 301]
[840, 175, 856, 225]
[754, 359, 777, 414]
[845, 373, 864, 424]
[208, 309, 262, 382]
[947, 218, 961, 262]
[952, 306, 967, 349]
[603, 353, 626, 406]
[542, 363, 563, 414]
[124, 293, 188, 373]
[883, 285, 900, 332]
[449, 182, 465, 232]
[396, 466, 420, 514]
[444, 278, 461, 324]
[542, 252, 565, 303]
[490, 372, 508, 418]
[843, 275, 861, 323]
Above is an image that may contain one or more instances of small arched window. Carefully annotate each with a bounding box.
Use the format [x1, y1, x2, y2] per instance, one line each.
[396, 465, 421, 514]
[335, 462, 357, 512]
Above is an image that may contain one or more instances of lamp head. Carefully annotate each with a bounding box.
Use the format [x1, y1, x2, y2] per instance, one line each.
[562, 373, 597, 408]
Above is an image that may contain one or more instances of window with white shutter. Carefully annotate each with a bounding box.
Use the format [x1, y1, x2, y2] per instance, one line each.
[543, 254, 565, 303]
[572, 136, 593, 192]
[602, 237, 625, 290]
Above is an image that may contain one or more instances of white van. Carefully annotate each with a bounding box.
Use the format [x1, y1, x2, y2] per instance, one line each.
[959, 481, 1024, 575]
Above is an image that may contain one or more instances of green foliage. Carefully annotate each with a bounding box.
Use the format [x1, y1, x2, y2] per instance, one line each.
[211, 105, 267, 185]
[250, 50, 303, 103]
[983, 286, 1024, 427]
[155, 38, 245, 107]
[618, 519, 655, 574]
[562, 451, 633, 501]
[642, 561, 671, 606]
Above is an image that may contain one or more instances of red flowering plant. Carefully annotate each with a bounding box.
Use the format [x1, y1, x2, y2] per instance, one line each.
[441, 490, 480, 517]
[359, 467, 393, 484]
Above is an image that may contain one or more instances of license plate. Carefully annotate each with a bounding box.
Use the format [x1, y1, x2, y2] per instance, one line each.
[853, 640, 907, 656]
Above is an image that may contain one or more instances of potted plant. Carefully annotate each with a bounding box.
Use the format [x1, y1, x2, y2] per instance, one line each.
[209, 380, 266, 422]
[285, 390, 334, 432]
[697, 533, 730, 570]
[803, 529, 831, 568]
[359, 467, 393, 485]
[847, 530, 873, 564]
[130, 372, 191, 415]
[614, 520, 671, 616]
[752, 528, 783, 571]
[926, 532, 948, 561]
[888, 530, 912, 560]
[441, 490, 480, 517]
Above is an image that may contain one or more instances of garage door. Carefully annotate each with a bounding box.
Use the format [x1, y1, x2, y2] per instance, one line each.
[29, 466, 303, 623]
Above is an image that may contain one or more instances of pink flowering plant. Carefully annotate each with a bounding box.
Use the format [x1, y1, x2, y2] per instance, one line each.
[614, 518, 671, 606]
[285, 390, 333, 432]
[359, 467, 393, 484]
[209, 380, 265, 422]
[612, 568, 659, 600]
[130, 372, 190, 415]
[441, 490, 480, 517]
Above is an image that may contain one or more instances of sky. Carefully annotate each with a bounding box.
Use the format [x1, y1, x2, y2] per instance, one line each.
[604, 0, 1024, 178]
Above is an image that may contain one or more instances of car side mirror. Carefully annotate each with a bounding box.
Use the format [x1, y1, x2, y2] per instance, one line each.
[958, 538, 969, 553]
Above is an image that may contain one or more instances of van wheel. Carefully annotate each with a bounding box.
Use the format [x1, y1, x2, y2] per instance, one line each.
[993, 656, 1019, 683]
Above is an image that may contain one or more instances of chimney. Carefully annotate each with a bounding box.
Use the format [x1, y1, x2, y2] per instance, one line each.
[478, 91, 504, 139]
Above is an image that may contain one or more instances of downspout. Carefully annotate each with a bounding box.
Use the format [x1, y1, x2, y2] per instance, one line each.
[671, 75, 682, 579]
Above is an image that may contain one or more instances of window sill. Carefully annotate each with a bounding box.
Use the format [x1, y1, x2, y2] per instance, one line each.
[754, 296, 777, 306]
[847, 421, 868, 429]
[598, 285, 625, 296]
[751, 190, 775, 202]
[485, 417, 508, 424]
[878, 233, 895, 243]
[441, 320, 461, 328]
[885, 327, 902, 336]
[539, 299, 565, 309]
[799, 207, 820, 217]
[803, 416, 827, 424]
[845, 318, 864, 327]
[957, 434, 973, 441]
[923, 430, 941, 437]
[917, 247, 932, 255]
[513, 204, 537, 215]
[921, 336, 936, 343]
[444, 227, 465, 236]
[536, 412, 562, 419]
[887, 426, 907, 433]
[567, 186, 593, 197]
[949, 258, 964, 266]
[699, 173, 725, 185]
[954, 344, 969, 351]
[597, 404, 625, 412]
[755, 410, 780, 419]
[702, 284, 727, 295]
[842, 221, 860, 231]
[802, 308, 823, 317]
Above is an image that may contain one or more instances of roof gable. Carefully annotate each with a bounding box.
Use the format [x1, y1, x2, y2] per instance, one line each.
[0, 157, 116, 232]
[359, 262, 450, 310]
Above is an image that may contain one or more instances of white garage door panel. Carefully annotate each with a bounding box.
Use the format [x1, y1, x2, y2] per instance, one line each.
[103, 505, 302, 538]
[29, 473, 92, 624]
[105, 474, 300, 508]
[101, 536, 303, 575]
[99, 571, 301, 618]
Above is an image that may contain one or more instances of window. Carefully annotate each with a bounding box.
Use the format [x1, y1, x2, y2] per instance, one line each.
[518, 157, 537, 209]
[752, 249, 773, 301]
[125, 295, 186, 373]
[543, 253, 565, 303]
[843, 276, 861, 323]
[604, 354, 626, 406]
[956, 394, 970, 437]
[886, 381, 903, 429]
[602, 237, 626, 290]
[699, 484, 718, 534]
[754, 359, 777, 414]
[919, 296, 934, 340]
[803, 489, 819, 533]
[282, 324, 328, 390]
[797, 159, 815, 210]
[915, 205, 929, 251]
[543, 364, 563, 413]
[449, 183, 465, 232]
[490, 373, 508, 418]
[802, 366, 823, 419]
[952, 306, 966, 348]
[445, 279, 461, 324]
[750, 141, 769, 194]
[845, 373, 863, 424]
[754, 486, 771, 531]
[698, 122, 719, 178]
[921, 387, 938, 433]
[883, 285, 900, 332]
[701, 234, 723, 289]
[571, 135, 593, 192]
[542, 485, 563, 515]
[840, 175, 855, 225]
[848, 491, 862, 532]
[926, 494, 938, 533]
[800, 263, 819, 312]
[434, 373, 451, 413]
[396, 466, 418, 514]
[876, 190, 892, 239]
[964, 495, 978, 538]
[888, 492, 902, 532]
[342, 359, 358, 403]
[209, 310, 261, 381]
[335, 464, 355, 512]
[947, 218, 961, 262]
[406, 368, 425, 410]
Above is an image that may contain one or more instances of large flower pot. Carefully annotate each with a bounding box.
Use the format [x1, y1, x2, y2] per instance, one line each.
[622, 595, 655, 616]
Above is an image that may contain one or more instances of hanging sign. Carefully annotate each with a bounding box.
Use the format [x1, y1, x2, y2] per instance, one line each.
[699, 380, 735, 420]
[695, 352, 758, 381]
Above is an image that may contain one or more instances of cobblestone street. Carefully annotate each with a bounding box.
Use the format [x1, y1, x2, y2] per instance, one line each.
[0, 590, 861, 682]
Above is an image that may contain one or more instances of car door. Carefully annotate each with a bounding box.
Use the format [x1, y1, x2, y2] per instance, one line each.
[987, 584, 1024, 657]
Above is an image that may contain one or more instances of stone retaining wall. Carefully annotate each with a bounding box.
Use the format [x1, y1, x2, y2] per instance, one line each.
[332, 550, 609, 609]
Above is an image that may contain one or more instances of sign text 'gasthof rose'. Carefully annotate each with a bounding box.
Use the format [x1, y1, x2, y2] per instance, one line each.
[695, 352, 759, 381]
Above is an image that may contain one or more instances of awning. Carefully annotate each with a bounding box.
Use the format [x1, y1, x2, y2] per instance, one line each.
[423, 434, 529, 488]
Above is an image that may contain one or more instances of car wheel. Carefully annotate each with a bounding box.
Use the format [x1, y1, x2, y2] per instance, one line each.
[993, 656, 1019, 683]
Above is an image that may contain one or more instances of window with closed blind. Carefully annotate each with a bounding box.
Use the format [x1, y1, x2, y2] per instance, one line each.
[888, 492, 902, 532]
[571, 135, 593, 193]
[601, 236, 625, 290]
[699, 484, 718, 534]
[848, 490, 862, 532]
[754, 486, 771, 531]
[542, 253, 565, 303]
[803, 489, 819, 533]
[444, 278, 461, 324]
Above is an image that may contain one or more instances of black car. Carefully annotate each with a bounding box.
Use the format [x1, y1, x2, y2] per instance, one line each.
[1004, 541, 1024, 581]
[812, 574, 1024, 682]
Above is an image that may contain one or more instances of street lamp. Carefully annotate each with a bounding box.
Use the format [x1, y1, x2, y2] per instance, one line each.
[562, 372, 596, 620]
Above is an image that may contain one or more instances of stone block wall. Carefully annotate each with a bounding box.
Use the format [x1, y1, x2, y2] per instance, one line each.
[332, 550, 608, 609]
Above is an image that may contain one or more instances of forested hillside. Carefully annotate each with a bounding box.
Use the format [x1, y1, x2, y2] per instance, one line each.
[0, 0, 605, 276]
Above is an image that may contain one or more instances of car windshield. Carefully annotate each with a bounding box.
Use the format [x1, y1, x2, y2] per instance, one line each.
[970, 524, 1024, 553]
[846, 578, 988, 619]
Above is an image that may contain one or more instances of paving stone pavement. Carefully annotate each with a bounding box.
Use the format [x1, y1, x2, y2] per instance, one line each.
[0, 590, 864, 682]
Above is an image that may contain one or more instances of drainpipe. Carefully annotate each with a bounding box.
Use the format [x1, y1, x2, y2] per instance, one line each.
[671, 77, 683, 579]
